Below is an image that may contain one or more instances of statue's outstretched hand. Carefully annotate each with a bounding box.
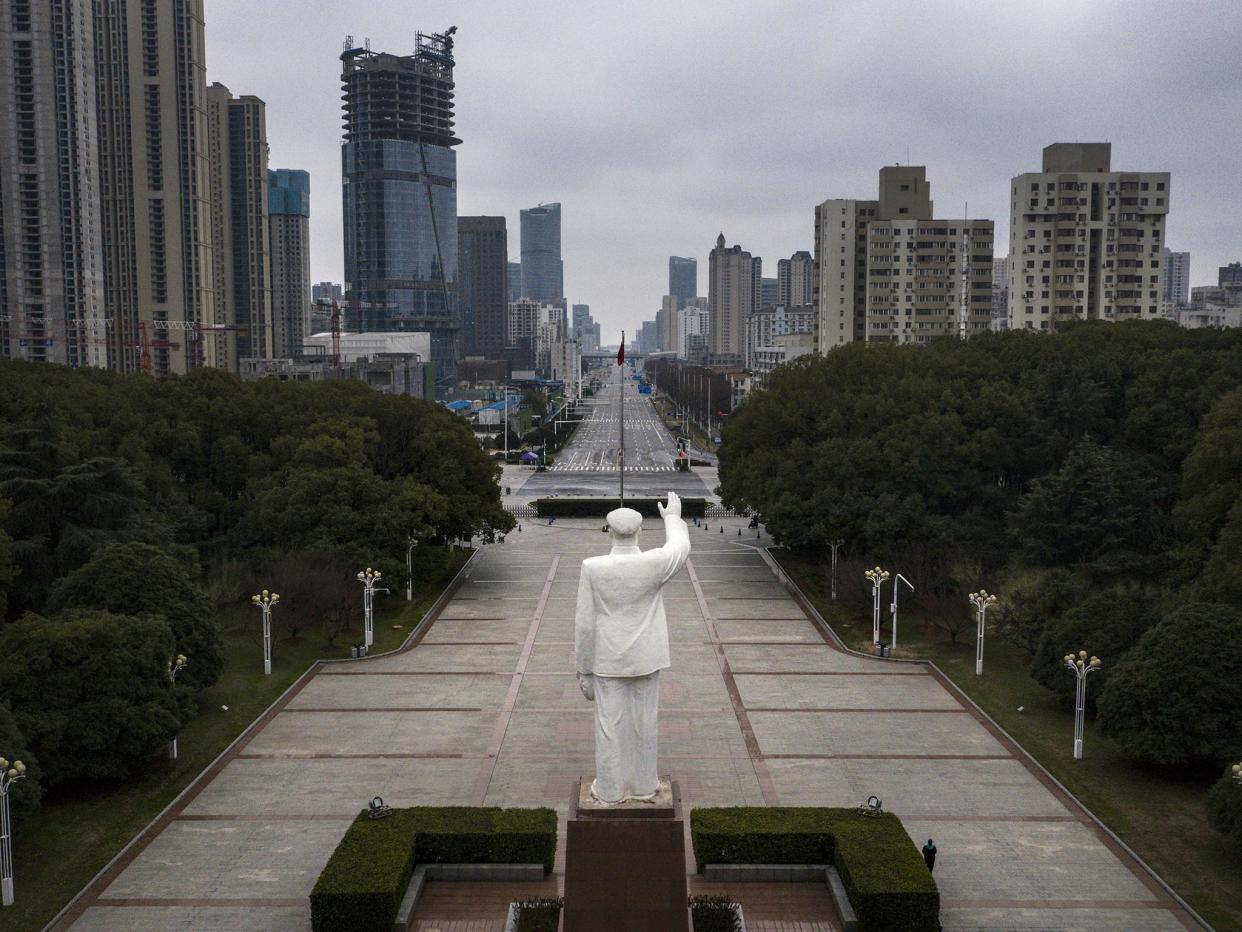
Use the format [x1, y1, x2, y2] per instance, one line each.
[577, 673, 595, 702]
[657, 491, 682, 519]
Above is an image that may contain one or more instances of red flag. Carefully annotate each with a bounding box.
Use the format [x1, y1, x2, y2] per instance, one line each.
[617, 340, 624, 366]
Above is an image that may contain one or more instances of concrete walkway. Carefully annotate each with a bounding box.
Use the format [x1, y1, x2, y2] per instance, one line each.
[58, 518, 1197, 931]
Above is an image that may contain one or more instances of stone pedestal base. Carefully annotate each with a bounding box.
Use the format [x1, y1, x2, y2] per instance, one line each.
[562, 776, 690, 932]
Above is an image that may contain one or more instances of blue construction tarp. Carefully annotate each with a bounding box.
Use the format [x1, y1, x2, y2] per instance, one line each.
[445, 400, 473, 411]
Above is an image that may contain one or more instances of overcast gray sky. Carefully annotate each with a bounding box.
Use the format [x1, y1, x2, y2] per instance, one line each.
[206, 0, 1241, 346]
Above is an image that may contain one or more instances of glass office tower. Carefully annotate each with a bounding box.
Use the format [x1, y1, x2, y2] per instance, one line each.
[341, 30, 460, 391]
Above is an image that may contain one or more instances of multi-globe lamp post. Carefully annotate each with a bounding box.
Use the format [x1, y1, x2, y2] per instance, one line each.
[168, 653, 188, 759]
[969, 590, 998, 676]
[357, 568, 388, 650]
[1233, 762, 1242, 785]
[864, 566, 890, 646]
[251, 589, 280, 675]
[0, 755, 27, 907]
[1063, 650, 1102, 760]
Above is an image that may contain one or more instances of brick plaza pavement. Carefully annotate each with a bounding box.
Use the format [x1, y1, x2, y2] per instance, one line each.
[55, 517, 1198, 931]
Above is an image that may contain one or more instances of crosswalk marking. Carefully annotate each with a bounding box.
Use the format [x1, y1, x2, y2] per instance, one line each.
[549, 464, 677, 473]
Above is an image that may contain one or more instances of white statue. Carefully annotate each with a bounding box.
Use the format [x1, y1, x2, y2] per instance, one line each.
[574, 492, 691, 803]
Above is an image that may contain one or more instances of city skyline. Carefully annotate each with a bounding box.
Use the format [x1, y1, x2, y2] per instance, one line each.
[193, 2, 1236, 345]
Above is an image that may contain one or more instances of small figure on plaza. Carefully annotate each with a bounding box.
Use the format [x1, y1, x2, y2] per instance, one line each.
[574, 492, 690, 803]
[922, 838, 937, 872]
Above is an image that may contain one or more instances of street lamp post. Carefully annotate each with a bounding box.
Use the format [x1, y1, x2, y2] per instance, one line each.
[890, 573, 914, 652]
[828, 539, 844, 601]
[0, 755, 27, 907]
[251, 589, 280, 675]
[969, 590, 998, 676]
[356, 568, 387, 650]
[168, 653, 188, 759]
[1231, 762, 1242, 786]
[864, 566, 891, 647]
[1063, 650, 1102, 760]
[406, 536, 416, 602]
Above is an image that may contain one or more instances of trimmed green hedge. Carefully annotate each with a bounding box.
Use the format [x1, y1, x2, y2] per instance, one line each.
[310, 806, 557, 932]
[534, 496, 708, 518]
[690, 807, 938, 932]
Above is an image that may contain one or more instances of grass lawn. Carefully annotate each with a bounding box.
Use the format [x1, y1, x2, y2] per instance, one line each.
[772, 548, 1242, 932]
[4, 547, 470, 932]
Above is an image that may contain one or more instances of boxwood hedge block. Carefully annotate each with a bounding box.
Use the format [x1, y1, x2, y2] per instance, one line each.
[690, 807, 938, 932]
[310, 806, 557, 932]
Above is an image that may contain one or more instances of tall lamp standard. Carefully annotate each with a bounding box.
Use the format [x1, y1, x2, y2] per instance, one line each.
[1231, 762, 1242, 786]
[251, 590, 280, 675]
[1063, 650, 1102, 760]
[969, 590, 998, 676]
[167, 654, 188, 759]
[889, 573, 914, 652]
[864, 566, 891, 646]
[405, 535, 417, 601]
[356, 568, 387, 650]
[828, 539, 845, 601]
[0, 755, 27, 906]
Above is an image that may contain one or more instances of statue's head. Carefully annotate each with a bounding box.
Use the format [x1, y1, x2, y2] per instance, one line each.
[605, 507, 643, 550]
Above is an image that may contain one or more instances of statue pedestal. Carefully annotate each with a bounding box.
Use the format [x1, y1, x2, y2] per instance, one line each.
[562, 776, 690, 932]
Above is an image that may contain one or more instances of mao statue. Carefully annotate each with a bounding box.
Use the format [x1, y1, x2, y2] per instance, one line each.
[574, 492, 691, 803]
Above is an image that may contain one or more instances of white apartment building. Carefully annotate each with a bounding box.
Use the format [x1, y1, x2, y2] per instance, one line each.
[815, 166, 994, 349]
[1009, 143, 1170, 330]
[746, 304, 816, 369]
[1161, 248, 1190, 312]
[677, 300, 709, 359]
[752, 332, 816, 386]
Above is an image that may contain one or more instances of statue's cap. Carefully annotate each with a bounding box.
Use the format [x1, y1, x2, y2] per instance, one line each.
[606, 507, 643, 536]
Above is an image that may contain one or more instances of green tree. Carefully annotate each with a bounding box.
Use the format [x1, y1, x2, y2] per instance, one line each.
[1205, 765, 1242, 848]
[46, 542, 224, 688]
[0, 610, 184, 786]
[1029, 583, 1165, 713]
[1096, 603, 1242, 767]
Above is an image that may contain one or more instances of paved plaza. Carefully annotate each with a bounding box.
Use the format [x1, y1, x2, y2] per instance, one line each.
[55, 511, 1197, 930]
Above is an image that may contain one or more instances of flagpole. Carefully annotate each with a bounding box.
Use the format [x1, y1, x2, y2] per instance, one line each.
[618, 331, 625, 506]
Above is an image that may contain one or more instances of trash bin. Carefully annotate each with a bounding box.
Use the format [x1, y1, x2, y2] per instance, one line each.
[876, 642, 890, 658]
[350, 645, 359, 659]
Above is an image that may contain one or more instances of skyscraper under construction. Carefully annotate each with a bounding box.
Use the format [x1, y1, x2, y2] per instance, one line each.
[340, 29, 460, 392]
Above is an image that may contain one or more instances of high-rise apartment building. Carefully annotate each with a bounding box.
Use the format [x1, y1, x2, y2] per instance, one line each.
[677, 299, 709, 359]
[572, 303, 591, 337]
[761, 277, 779, 307]
[815, 166, 993, 348]
[746, 304, 815, 370]
[658, 295, 678, 352]
[668, 256, 697, 309]
[1008, 143, 1169, 330]
[708, 233, 760, 359]
[1160, 248, 1190, 311]
[268, 169, 311, 357]
[313, 282, 343, 303]
[507, 261, 522, 302]
[457, 216, 508, 360]
[777, 251, 813, 307]
[992, 254, 1010, 331]
[0, 0, 106, 368]
[520, 202, 562, 301]
[341, 31, 460, 391]
[93, 0, 214, 374]
[206, 84, 272, 366]
[1221, 263, 1242, 287]
[507, 298, 560, 343]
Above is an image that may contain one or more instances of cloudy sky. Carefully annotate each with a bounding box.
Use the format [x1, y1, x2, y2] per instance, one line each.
[207, 0, 1241, 345]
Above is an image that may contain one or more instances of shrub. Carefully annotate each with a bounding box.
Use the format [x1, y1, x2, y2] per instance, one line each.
[690, 807, 938, 932]
[1096, 603, 1242, 767]
[1205, 767, 1242, 848]
[689, 894, 742, 931]
[0, 610, 183, 786]
[310, 806, 557, 932]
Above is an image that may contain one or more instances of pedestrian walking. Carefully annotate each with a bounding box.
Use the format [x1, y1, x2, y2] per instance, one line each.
[922, 839, 937, 872]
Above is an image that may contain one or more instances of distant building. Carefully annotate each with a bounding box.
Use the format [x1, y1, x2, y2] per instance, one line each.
[0, 0, 106, 368]
[269, 169, 312, 358]
[1009, 143, 1169, 331]
[507, 299, 561, 343]
[638, 319, 660, 354]
[815, 166, 993, 348]
[458, 216, 509, 360]
[777, 251, 814, 307]
[207, 84, 273, 367]
[340, 32, 461, 391]
[677, 300, 709, 359]
[572, 304, 591, 337]
[746, 304, 815, 370]
[508, 262, 522, 302]
[658, 296, 679, 352]
[761, 277, 779, 307]
[669, 256, 697, 309]
[752, 332, 816, 386]
[1161, 249, 1190, 310]
[1220, 262, 1242, 288]
[304, 330, 432, 365]
[992, 255, 1010, 331]
[313, 282, 343, 303]
[708, 234, 761, 358]
[520, 203, 563, 301]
